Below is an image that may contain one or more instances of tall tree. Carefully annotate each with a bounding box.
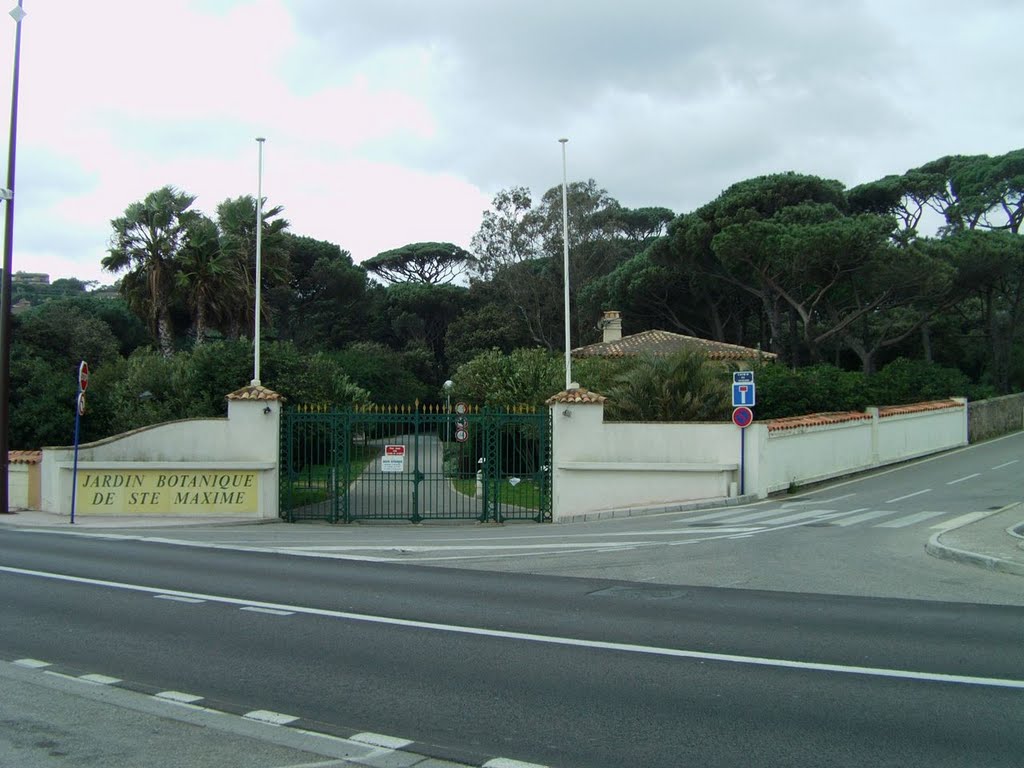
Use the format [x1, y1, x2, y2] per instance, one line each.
[175, 214, 229, 345]
[215, 195, 289, 339]
[103, 186, 198, 356]
[363, 242, 471, 285]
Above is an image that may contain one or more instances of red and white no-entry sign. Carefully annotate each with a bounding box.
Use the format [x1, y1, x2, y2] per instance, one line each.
[382, 444, 406, 473]
[78, 360, 89, 391]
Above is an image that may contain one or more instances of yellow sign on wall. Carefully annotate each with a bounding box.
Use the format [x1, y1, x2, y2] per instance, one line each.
[76, 470, 259, 515]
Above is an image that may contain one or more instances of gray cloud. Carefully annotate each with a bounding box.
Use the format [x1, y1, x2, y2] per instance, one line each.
[290, 0, 1023, 213]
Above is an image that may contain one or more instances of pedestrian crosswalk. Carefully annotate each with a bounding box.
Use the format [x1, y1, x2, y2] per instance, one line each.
[675, 502, 986, 532]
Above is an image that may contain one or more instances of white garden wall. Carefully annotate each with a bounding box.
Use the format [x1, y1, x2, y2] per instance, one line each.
[548, 393, 968, 522]
[41, 386, 282, 519]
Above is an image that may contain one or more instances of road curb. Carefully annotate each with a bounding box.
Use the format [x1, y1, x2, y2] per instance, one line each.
[925, 505, 1024, 577]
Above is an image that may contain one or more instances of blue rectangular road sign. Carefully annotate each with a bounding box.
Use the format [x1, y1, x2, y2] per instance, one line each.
[733, 371, 754, 384]
[732, 382, 756, 407]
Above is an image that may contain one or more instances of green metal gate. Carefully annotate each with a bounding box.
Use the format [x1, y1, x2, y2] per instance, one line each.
[280, 404, 552, 523]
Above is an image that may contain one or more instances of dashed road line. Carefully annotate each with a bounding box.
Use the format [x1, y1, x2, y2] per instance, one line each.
[155, 594, 205, 604]
[155, 690, 204, 704]
[351, 732, 414, 749]
[992, 460, 1019, 470]
[946, 473, 980, 485]
[484, 759, 550, 768]
[886, 489, 932, 503]
[79, 673, 121, 685]
[244, 709, 299, 726]
[14, 658, 50, 668]
[240, 606, 294, 616]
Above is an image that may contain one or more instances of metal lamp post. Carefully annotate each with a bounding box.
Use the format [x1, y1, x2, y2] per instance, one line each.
[0, 0, 26, 514]
[443, 379, 453, 442]
[559, 138, 573, 390]
[251, 136, 265, 387]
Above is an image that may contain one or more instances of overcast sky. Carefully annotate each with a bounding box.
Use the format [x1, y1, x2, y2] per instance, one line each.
[0, 0, 1020, 286]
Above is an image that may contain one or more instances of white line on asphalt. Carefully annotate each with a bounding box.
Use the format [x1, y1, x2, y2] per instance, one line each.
[155, 690, 204, 703]
[80, 674, 121, 685]
[992, 460, 1019, 470]
[875, 510, 948, 529]
[241, 606, 294, 616]
[155, 594, 206, 604]
[930, 511, 989, 531]
[757, 509, 837, 526]
[946, 473, 980, 485]
[244, 709, 299, 726]
[2, 564, 1022, 691]
[831, 510, 897, 527]
[886, 489, 932, 503]
[484, 759, 551, 768]
[351, 732, 413, 749]
[781, 493, 856, 507]
[13, 658, 50, 668]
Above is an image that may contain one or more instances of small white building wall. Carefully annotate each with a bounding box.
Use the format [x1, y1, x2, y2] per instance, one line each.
[550, 402, 741, 519]
[549, 397, 968, 522]
[758, 419, 875, 495]
[41, 397, 281, 518]
[875, 404, 968, 463]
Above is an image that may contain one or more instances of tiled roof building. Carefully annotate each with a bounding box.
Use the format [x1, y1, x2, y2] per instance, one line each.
[572, 311, 777, 362]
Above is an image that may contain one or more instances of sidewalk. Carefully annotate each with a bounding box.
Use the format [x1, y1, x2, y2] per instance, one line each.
[0, 659, 477, 768]
[0, 509, 267, 528]
[926, 502, 1024, 577]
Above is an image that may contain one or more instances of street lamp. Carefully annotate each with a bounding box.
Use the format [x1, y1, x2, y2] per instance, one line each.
[559, 138, 574, 390]
[251, 136, 265, 387]
[443, 379, 454, 442]
[0, 0, 26, 514]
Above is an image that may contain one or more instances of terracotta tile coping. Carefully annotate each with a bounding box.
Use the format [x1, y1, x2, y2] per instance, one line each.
[767, 399, 963, 432]
[8, 450, 42, 464]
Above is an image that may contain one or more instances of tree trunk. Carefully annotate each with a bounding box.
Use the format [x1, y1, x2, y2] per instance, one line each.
[157, 308, 175, 358]
[194, 300, 207, 347]
[920, 324, 933, 364]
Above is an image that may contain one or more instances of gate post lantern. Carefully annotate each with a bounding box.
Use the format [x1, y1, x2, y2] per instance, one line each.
[443, 379, 453, 442]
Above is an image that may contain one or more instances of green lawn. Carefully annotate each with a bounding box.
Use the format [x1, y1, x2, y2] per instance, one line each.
[283, 445, 380, 505]
[451, 476, 543, 510]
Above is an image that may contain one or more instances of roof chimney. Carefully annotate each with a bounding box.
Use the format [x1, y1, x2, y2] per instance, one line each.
[601, 310, 622, 343]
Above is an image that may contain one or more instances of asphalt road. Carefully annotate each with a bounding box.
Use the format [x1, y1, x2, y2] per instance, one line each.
[59, 430, 1024, 605]
[1, 530, 1022, 767]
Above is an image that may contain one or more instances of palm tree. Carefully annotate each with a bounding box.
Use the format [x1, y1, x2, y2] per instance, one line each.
[103, 186, 197, 357]
[176, 214, 231, 345]
[215, 195, 289, 339]
[604, 350, 731, 422]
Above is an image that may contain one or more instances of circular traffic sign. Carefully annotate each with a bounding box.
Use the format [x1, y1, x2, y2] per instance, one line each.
[732, 406, 754, 428]
[77, 391, 87, 416]
[78, 360, 90, 391]
[454, 402, 469, 416]
[455, 427, 469, 443]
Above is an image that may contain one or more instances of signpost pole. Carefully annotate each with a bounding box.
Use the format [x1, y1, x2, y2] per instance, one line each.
[70, 361, 88, 524]
[739, 426, 745, 496]
[70, 392, 82, 524]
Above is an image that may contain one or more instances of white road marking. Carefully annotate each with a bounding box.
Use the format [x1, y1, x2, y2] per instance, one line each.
[244, 709, 299, 726]
[241, 606, 294, 616]
[831, 510, 897, 527]
[758, 509, 836, 526]
[946, 473, 980, 485]
[2, 564, 1022, 691]
[80, 673, 121, 685]
[14, 658, 50, 668]
[155, 594, 205, 604]
[155, 690, 204, 703]
[781, 493, 856, 507]
[484, 759, 551, 768]
[876, 510, 949, 528]
[351, 732, 413, 749]
[886, 489, 931, 503]
[930, 511, 989, 531]
[992, 460, 1019, 470]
